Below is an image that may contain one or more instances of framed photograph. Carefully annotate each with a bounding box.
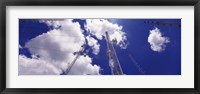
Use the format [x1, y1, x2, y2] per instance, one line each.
[0, 0, 200, 94]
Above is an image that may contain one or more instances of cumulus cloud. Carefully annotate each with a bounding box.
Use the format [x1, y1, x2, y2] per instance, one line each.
[68, 55, 100, 75]
[39, 19, 63, 29]
[86, 36, 100, 55]
[148, 27, 170, 52]
[19, 19, 101, 75]
[19, 55, 60, 75]
[85, 19, 127, 49]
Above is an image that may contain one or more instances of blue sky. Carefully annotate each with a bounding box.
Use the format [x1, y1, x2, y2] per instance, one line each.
[19, 19, 181, 75]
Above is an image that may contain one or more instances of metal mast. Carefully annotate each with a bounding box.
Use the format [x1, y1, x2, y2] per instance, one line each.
[105, 32, 123, 75]
[128, 54, 145, 75]
[64, 45, 85, 75]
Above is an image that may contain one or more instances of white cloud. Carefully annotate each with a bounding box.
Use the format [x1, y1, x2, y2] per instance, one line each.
[68, 55, 100, 75]
[19, 19, 101, 75]
[85, 19, 127, 49]
[148, 27, 170, 52]
[86, 36, 100, 55]
[19, 55, 60, 75]
[39, 19, 63, 29]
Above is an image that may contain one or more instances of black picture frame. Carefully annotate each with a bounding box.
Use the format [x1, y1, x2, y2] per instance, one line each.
[0, 0, 200, 94]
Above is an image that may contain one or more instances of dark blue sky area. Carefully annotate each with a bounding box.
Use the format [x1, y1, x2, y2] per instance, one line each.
[19, 19, 181, 75]
[113, 19, 181, 75]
